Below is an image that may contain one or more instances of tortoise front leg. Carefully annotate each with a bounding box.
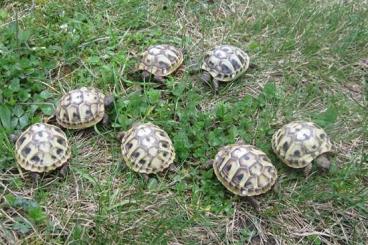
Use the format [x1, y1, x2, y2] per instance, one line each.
[304, 163, 312, 177]
[168, 164, 177, 172]
[43, 113, 56, 124]
[212, 79, 220, 93]
[200, 71, 213, 89]
[102, 113, 109, 126]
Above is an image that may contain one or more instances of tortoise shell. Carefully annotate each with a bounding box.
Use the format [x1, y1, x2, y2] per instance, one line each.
[15, 123, 71, 173]
[212, 144, 277, 196]
[56, 87, 106, 129]
[136, 44, 184, 77]
[202, 45, 250, 82]
[271, 121, 333, 169]
[120, 123, 175, 174]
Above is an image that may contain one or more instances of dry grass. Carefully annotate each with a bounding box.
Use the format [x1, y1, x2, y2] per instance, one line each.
[0, 0, 367, 244]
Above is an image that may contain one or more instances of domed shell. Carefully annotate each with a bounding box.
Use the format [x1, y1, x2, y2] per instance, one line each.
[202, 45, 250, 82]
[137, 44, 184, 77]
[120, 123, 175, 174]
[271, 121, 333, 169]
[212, 144, 277, 196]
[56, 87, 106, 129]
[15, 123, 71, 173]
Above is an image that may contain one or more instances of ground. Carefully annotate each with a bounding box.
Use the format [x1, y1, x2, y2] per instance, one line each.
[0, 0, 367, 244]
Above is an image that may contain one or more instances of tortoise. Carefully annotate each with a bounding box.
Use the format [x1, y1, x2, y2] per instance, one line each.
[209, 140, 278, 210]
[272, 121, 333, 176]
[201, 44, 250, 91]
[54, 87, 113, 129]
[135, 44, 184, 82]
[14, 123, 71, 181]
[118, 122, 176, 175]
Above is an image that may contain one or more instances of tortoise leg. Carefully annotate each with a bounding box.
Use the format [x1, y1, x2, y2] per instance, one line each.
[200, 71, 212, 89]
[246, 196, 260, 211]
[43, 113, 56, 124]
[168, 164, 176, 172]
[31, 172, 41, 183]
[154, 75, 165, 83]
[117, 132, 126, 142]
[315, 154, 331, 172]
[59, 163, 69, 177]
[142, 70, 150, 81]
[272, 181, 280, 194]
[102, 113, 109, 126]
[143, 174, 149, 181]
[212, 79, 219, 92]
[304, 163, 312, 177]
[176, 64, 185, 79]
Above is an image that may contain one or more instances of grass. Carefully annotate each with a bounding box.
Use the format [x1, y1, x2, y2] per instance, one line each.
[0, 0, 367, 244]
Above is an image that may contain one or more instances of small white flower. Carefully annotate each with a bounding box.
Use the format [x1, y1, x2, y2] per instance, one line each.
[60, 23, 68, 31]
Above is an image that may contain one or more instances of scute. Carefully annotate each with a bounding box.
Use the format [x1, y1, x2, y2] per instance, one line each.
[212, 144, 277, 196]
[137, 44, 184, 76]
[271, 121, 333, 168]
[120, 123, 176, 174]
[15, 123, 71, 173]
[202, 45, 250, 82]
[56, 87, 106, 129]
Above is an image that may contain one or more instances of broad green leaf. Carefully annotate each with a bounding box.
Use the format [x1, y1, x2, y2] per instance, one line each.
[40, 104, 54, 115]
[0, 105, 12, 130]
[39, 90, 53, 99]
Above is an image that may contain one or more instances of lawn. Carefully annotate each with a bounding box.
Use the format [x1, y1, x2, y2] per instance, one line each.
[0, 0, 367, 244]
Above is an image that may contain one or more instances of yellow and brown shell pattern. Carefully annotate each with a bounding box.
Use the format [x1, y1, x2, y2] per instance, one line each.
[137, 44, 184, 77]
[272, 121, 333, 169]
[213, 144, 277, 196]
[120, 123, 175, 174]
[56, 87, 106, 129]
[15, 123, 71, 173]
[202, 45, 250, 82]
